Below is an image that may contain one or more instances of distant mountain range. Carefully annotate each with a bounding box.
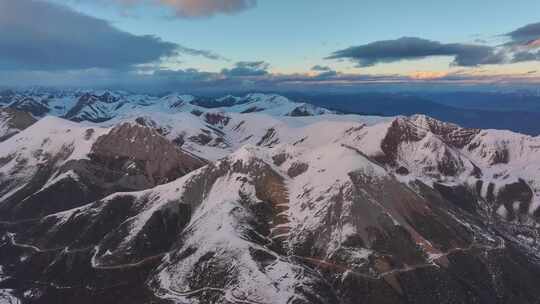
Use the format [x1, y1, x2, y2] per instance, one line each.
[0, 90, 333, 123]
[3, 89, 540, 135]
[1, 89, 540, 303]
[285, 92, 540, 135]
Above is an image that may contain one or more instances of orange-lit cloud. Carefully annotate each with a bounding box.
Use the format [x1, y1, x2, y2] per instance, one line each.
[409, 71, 449, 80]
[527, 39, 540, 48]
[114, 0, 256, 18]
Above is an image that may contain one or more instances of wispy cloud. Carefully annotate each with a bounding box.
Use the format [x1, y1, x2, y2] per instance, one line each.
[176, 45, 229, 61]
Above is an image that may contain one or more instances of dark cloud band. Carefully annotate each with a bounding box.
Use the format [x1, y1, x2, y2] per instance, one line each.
[221, 61, 269, 77]
[311, 65, 332, 71]
[507, 22, 540, 44]
[0, 0, 225, 71]
[327, 37, 506, 67]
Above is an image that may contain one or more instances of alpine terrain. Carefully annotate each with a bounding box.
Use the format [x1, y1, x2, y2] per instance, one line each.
[1, 90, 540, 304]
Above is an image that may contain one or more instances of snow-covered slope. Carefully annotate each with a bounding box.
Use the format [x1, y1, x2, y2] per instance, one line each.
[1, 91, 540, 303]
[0, 115, 205, 221]
[87, 106, 540, 227]
[313, 114, 540, 226]
[2, 140, 520, 304]
[101, 108, 540, 228]
[104, 109, 388, 161]
[0, 116, 108, 199]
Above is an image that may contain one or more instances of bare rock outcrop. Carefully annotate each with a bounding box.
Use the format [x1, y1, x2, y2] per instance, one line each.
[90, 122, 206, 186]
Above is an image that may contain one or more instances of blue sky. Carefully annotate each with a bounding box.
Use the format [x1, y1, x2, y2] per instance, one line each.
[59, 0, 540, 73]
[2, 0, 540, 91]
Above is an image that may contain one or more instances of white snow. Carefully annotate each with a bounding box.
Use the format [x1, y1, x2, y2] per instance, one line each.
[0, 116, 109, 202]
[497, 205, 508, 218]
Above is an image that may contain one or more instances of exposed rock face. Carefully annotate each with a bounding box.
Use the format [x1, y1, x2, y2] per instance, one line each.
[0, 119, 205, 221]
[376, 117, 425, 166]
[0, 108, 36, 142]
[409, 114, 481, 148]
[346, 114, 540, 231]
[375, 116, 479, 171]
[287, 161, 309, 177]
[289, 104, 335, 117]
[204, 112, 231, 126]
[65, 93, 124, 122]
[90, 122, 206, 185]
[8, 98, 49, 117]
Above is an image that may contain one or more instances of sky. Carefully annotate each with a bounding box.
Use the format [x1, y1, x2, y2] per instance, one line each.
[1, 0, 540, 93]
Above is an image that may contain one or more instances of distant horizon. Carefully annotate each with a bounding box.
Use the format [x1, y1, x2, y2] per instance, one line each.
[2, 84, 540, 96]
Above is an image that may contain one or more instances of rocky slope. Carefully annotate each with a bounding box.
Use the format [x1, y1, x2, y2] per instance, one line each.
[0, 108, 36, 142]
[0, 97, 540, 303]
[0, 116, 205, 221]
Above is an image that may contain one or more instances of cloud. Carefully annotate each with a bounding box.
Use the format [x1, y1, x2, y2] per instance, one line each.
[0, 0, 224, 71]
[512, 51, 540, 63]
[409, 71, 450, 80]
[503, 22, 540, 62]
[314, 70, 339, 79]
[327, 37, 506, 67]
[176, 45, 229, 61]
[99, 0, 256, 18]
[2, 66, 540, 93]
[309, 65, 338, 79]
[507, 22, 540, 45]
[0, 0, 176, 70]
[311, 65, 332, 71]
[504, 23, 540, 62]
[221, 61, 269, 77]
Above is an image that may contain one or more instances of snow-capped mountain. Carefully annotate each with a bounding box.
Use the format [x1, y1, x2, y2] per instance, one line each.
[0, 116, 205, 220]
[1, 90, 540, 303]
[0, 90, 335, 123]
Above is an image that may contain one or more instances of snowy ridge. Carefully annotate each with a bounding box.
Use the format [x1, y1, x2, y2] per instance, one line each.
[1, 90, 334, 123]
[101, 109, 388, 161]
[341, 114, 540, 223]
[0, 116, 109, 202]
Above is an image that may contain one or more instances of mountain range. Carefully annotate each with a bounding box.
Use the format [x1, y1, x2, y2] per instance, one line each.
[1, 90, 540, 303]
[286, 92, 540, 136]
